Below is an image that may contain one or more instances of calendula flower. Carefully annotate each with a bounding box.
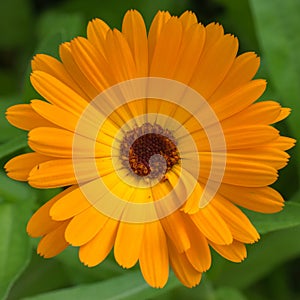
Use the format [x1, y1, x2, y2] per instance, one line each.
[5, 10, 295, 288]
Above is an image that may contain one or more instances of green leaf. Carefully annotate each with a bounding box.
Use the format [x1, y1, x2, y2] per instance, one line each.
[59, 0, 188, 28]
[0, 172, 35, 204]
[0, 95, 25, 144]
[209, 225, 300, 289]
[36, 11, 85, 44]
[249, 0, 300, 156]
[214, 0, 259, 52]
[0, 173, 36, 299]
[23, 271, 180, 300]
[0, 70, 18, 96]
[0, 133, 27, 160]
[56, 248, 126, 285]
[0, 0, 33, 49]
[215, 287, 247, 300]
[22, 32, 66, 102]
[22, 30, 70, 102]
[245, 201, 300, 234]
[7, 253, 72, 300]
[22, 12, 85, 102]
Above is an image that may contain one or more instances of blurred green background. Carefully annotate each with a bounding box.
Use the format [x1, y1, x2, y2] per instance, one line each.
[0, 0, 299, 299]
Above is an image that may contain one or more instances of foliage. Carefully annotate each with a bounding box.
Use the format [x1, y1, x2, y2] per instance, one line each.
[0, 0, 299, 299]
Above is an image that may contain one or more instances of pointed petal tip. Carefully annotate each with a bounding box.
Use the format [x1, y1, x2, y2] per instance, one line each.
[143, 276, 169, 289]
[124, 8, 142, 16]
[80, 259, 94, 268]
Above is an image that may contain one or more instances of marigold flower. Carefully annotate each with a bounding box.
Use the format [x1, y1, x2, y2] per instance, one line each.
[5, 10, 295, 288]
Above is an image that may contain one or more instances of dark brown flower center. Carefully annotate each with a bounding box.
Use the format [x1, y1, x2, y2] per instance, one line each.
[120, 123, 180, 180]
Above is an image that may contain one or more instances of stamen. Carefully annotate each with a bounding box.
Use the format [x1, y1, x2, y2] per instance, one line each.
[120, 123, 180, 180]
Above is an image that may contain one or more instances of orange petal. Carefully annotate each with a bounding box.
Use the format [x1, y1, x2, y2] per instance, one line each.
[70, 37, 114, 92]
[5, 152, 50, 181]
[191, 124, 279, 152]
[224, 148, 290, 170]
[87, 18, 110, 58]
[28, 159, 81, 188]
[173, 22, 206, 84]
[190, 204, 233, 245]
[28, 127, 75, 158]
[59, 42, 99, 99]
[65, 206, 109, 246]
[148, 11, 171, 67]
[202, 23, 224, 52]
[220, 101, 284, 127]
[27, 186, 77, 237]
[37, 220, 70, 258]
[274, 107, 291, 122]
[28, 126, 108, 158]
[212, 79, 267, 121]
[30, 100, 79, 132]
[114, 222, 144, 268]
[265, 136, 296, 151]
[212, 195, 260, 243]
[160, 210, 191, 253]
[168, 239, 202, 288]
[30, 71, 88, 116]
[209, 240, 247, 263]
[31, 54, 88, 100]
[198, 151, 279, 187]
[106, 29, 137, 82]
[6, 104, 53, 131]
[209, 52, 260, 101]
[183, 216, 211, 272]
[222, 125, 279, 150]
[150, 17, 182, 78]
[190, 34, 238, 99]
[218, 184, 284, 213]
[122, 10, 148, 76]
[28, 160, 112, 191]
[50, 185, 91, 221]
[139, 221, 169, 288]
[79, 218, 119, 267]
[181, 181, 203, 214]
[179, 11, 198, 29]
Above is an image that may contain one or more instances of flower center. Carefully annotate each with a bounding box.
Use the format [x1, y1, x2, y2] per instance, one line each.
[120, 123, 180, 180]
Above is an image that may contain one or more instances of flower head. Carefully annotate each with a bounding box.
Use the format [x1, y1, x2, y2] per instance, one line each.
[5, 10, 295, 288]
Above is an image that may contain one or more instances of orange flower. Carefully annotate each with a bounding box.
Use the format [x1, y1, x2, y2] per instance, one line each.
[5, 10, 295, 288]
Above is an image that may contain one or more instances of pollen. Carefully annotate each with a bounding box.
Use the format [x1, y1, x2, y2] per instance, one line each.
[120, 123, 180, 179]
